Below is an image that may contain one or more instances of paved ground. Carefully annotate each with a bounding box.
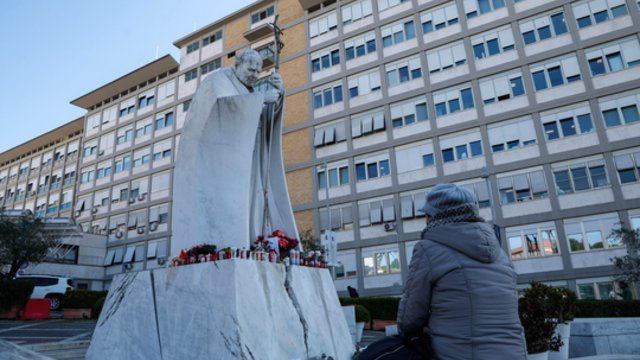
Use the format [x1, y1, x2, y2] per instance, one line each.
[0, 318, 96, 346]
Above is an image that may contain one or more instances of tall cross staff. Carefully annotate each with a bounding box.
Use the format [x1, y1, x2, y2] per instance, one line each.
[261, 15, 285, 240]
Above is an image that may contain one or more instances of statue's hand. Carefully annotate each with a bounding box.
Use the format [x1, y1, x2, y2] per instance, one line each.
[264, 89, 281, 104]
[270, 72, 283, 91]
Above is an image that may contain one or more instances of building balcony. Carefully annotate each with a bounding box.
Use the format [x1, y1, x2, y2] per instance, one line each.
[243, 22, 273, 42]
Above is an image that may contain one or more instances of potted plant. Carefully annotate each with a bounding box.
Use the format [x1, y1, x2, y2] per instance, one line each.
[63, 290, 107, 319]
[519, 282, 562, 359]
[0, 278, 34, 319]
[548, 287, 577, 360]
[354, 304, 371, 343]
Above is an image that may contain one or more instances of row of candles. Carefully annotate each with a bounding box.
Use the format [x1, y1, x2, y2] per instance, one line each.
[172, 248, 327, 268]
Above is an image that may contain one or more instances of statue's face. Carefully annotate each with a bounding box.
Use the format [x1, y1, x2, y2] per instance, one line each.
[235, 56, 262, 87]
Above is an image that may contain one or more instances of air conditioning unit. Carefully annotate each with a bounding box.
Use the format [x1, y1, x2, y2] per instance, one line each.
[384, 222, 396, 232]
[137, 194, 146, 201]
[137, 226, 146, 234]
[74, 210, 82, 217]
[128, 198, 136, 204]
[115, 230, 124, 239]
[149, 221, 159, 232]
[91, 207, 99, 214]
[98, 151, 105, 156]
[124, 263, 134, 271]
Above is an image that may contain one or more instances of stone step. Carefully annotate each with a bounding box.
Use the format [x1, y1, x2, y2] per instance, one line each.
[26, 340, 90, 352]
[25, 341, 90, 360]
[39, 348, 87, 360]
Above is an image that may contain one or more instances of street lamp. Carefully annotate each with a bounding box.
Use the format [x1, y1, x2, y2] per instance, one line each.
[481, 166, 501, 245]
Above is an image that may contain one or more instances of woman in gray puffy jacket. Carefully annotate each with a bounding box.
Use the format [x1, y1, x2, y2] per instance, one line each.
[397, 183, 527, 359]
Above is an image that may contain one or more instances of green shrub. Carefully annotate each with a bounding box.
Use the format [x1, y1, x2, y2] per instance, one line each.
[354, 304, 371, 323]
[575, 300, 640, 317]
[518, 282, 561, 354]
[63, 290, 108, 309]
[340, 297, 400, 320]
[0, 278, 34, 310]
[92, 297, 106, 319]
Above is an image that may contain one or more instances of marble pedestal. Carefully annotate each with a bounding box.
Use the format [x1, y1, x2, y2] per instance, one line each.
[86, 260, 354, 360]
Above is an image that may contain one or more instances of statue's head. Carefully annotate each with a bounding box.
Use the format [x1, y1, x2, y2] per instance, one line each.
[234, 50, 263, 87]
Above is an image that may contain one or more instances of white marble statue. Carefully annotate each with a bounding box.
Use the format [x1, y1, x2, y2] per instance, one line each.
[171, 50, 299, 256]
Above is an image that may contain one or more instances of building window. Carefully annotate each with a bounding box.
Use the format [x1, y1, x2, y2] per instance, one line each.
[520, 11, 568, 45]
[572, 0, 628, 29]
[116, 128, 133, 145]
[138, 93, 155, 109]
[342, 0, 373, 25]
[351, 109, 385, 138]
[390, 97, 428, 128]
[347, 70, 381, 98]
[565, 214, 622, 252]
[381, 18, 415, 48]
[598, 90, 640, 128]
[135, 119, 153, 138]
[184, 68, 198, 82]
[400, 189, 428, 220]
[314, 121, 347, 147]
[251, 5, 274, 24]
[319, 204, 353, 231]
[465, 0, 506, 18]
[377, 0, 411, 12]
[355, 158, 390, 181]
[114, 156, 132, 173]
[395, 141, 435, 174]
[309, 11, 338, 39]
[358, 198, 396, 227]
[577, 280, 633, 300]
[613, 150, 640, 184]
[540, 103, 594, 141]
[82, 144, 97, 157]
[344, 32, 376, 61]
[186, 41, 199, 54]
[155, 112, 174, 130]
[530, 55, 581, 91]
[553, 158, 609, 195]
[317, 164, 349, 189]
[200, 59, 222, 75]
[488, 117, 536, 153]
[498, 170, 548, 204]
[311, 46, 340, 73]
[586, 36, 640, 77]
[80, 170, 95, 184]
[362, 244, 400, 275]
[471, 25, 515, 59]
[421, 2, 459, 34]
[96, 165, 112, 179]
[426, 41, 466, 73]
[479, 70, 525, 104]
[313, 83, 343, 109]
[157, 80, 175, 100]
[507, 224, 559, 260]
[386, 56, 422, 87]
[202, 30, 222, 46]
[433, 84, 474, 117]
[119, 98, 136, 117]
[440, 131, 483, 163]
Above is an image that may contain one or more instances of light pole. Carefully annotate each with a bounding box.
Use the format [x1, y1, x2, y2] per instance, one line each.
[481, 166, 501, 245]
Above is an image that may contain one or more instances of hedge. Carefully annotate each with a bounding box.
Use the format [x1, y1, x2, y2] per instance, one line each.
[0, 278, 35, 310]
[575, 300, 640, 318]
[340, 297, 640, 320]
[92, 297, 106, 319]
[63, 290, 108, 309]
[340, 297, 400, 321]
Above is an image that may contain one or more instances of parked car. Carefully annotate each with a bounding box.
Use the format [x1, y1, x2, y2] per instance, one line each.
[17, 275, 74, 311]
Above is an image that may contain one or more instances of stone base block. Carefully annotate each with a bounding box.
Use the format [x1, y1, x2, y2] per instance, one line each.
[569, 317, 640, 358]
[87, 260, 354, 360]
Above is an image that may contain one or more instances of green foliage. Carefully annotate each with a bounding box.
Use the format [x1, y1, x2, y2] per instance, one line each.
[0, 278, 34, 310]
[92, 296, 107, 319]
[547, 286, 578, 322]
[518, 282, 562, 354]
[609, 224, 640, 286]
[354, 304, 371, 323]
[299, 229, 322, 252]
[0, 210, 60, 279]
[62, 290, 108, 309]
[575, 300, 640, 317]
[340, 297, 400, 321]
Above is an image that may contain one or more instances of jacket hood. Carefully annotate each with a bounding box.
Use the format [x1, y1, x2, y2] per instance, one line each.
[423, 222, 500, 263]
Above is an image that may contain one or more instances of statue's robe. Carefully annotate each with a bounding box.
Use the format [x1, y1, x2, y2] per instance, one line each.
[171, 68, 298, 256]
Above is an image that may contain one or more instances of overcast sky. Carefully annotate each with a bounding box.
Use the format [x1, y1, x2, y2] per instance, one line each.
[0, 0, 256, 153]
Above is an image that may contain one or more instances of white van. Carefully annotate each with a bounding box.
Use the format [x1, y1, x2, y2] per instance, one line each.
[18, 275, 74, 311]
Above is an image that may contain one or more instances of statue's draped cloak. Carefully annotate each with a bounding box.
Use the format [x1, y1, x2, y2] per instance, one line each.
[171, 68, 298, 256]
